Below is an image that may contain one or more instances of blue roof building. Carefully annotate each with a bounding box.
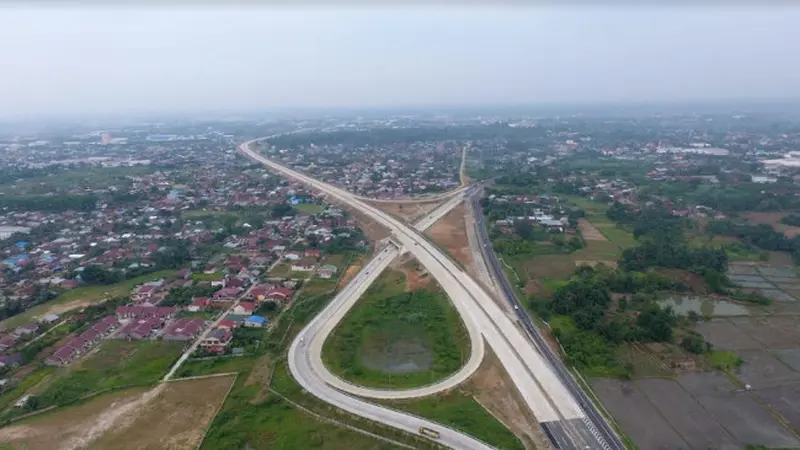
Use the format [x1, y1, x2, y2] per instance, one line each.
[244, 316, 267, 328]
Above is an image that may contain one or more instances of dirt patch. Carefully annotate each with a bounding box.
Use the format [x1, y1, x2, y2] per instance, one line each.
[654, 268, 708, 293]
[578, 218, 607, 241]
[0, 386, 150, 450]
[340, 263, 361, 286]
[468, 347, 550, 450]
[87, 376, 235, 450]
[523, 279, 544, 296]
[332, 202, 389, 243]
[397, 261, 432, 291]
[768, 251, 796, 268]
[427, 203, 473, 270]
[47, 299, 94, 316]
[0, 376, 235, 450]
[745, 212, 800, 238]
[574, 260, 617, 269]
[368, 201, 438, 224]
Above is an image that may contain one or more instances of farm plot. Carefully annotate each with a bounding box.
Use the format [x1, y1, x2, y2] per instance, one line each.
[727, 264, 799, 303]
[678, 373, 800, 448]
[729, 316, 800, 349]
[753, 383, 800, 431]
[695, 319, 761, 351]
[577, 218, 606, 241]
[734, 349, 800, 387]
[589, 378, 689, 449]
[636, 378, 738, 449]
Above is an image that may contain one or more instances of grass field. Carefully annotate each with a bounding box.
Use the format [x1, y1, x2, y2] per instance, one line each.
[564, 196, 636, 247]
[387, 390, 525, 450]
[302, 278, 339, 297]
[176, 355, 259, 378]
[708, 351, 743, 371]
[0, 368, 54, 412]
[508, 239, 623, 288]
[322, 269, 470, 389]
[202, 376, 405, 450]
[192, 271, 224, 281]
[1, 269, 178, 329]
[294, 203, 325, 214]
[31, 340, 183, 410]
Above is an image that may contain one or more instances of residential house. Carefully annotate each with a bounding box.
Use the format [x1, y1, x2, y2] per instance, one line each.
[304, 249, 321, 258]
[284, 251, 302, 261]
[244, 316, 267, 328]
[116, 306, 177, 321]
[265, 288, 293, 305]
[177, 268, 192, 280]
[218, 318, 239, 330]
[212, 287, 241, 301]
[0, 353, 22, 368]
[291, 257, 317, 272]
[162, 318, 205, 341]
[247, 284, 275, 302]
[187, 297, 211, 312]
[201, 328, 232, 353]
[317, 264, 338, 279]
[14, 323, 39, 337]
[232, 302, 256, 316]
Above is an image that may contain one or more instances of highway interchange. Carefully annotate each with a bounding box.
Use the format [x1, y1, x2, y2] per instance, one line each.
[240, 138, 620, 450]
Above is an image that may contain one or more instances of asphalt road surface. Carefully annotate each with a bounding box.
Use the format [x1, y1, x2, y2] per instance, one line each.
[241, 138, 614, 450]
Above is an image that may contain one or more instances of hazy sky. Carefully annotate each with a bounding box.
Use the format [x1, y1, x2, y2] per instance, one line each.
[1, 6, 799, 117]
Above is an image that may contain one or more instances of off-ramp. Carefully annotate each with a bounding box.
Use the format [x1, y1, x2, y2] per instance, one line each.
[241, 138, 613, 450]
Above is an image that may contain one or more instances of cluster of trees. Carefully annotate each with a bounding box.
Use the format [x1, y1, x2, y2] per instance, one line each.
[781, 214, 800, 227]
[542, 266, 680, 373]
[162, 284, 219, 307]
[0, 194, 98, 212]
[620, 240, 727, 273]
[79, 265, 123, 285]
[708, 219, 800, 263]
[607, 202, 685, 242]
[514, 221, 552, 242]
[643, 182, 800, 214]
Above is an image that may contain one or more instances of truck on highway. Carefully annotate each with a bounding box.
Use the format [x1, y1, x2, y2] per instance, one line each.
[419, 427, 440, 439]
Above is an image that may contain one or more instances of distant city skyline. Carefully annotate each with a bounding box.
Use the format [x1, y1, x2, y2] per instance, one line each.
[1, 6, 800, 118]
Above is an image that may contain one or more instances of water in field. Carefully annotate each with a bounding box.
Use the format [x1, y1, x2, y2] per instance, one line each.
[361, 335, 433, 374]
[659, 296, 751, 317]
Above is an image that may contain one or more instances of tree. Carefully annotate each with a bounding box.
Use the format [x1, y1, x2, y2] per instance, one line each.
[514, 220, 535, 241]
[680, 332, 710, 354]
[80, 266, 121, 285]
[636, 304, 676, 342]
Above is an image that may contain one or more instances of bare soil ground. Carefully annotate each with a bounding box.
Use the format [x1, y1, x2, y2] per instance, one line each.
[745, 212, 800, 237]
[339, 263, 361, 287]
[427, 203, 473, 269]
[397, 262, 432, 292]
[573, 260, 617, 269]
[0, 376, 235, 450]
[368, 201, 438, 224]
[578, 218, 607, 241]
[468, 347, 551, 450]
[331, 201, 389, 243]
[654, 268, 709, 293]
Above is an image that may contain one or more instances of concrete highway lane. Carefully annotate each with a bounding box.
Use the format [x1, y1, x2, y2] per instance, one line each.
[469, 191, 624, 450]
[240, 138, 611, 450]
[289, 244, 494, 450]
[306, 187, 486, 400]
